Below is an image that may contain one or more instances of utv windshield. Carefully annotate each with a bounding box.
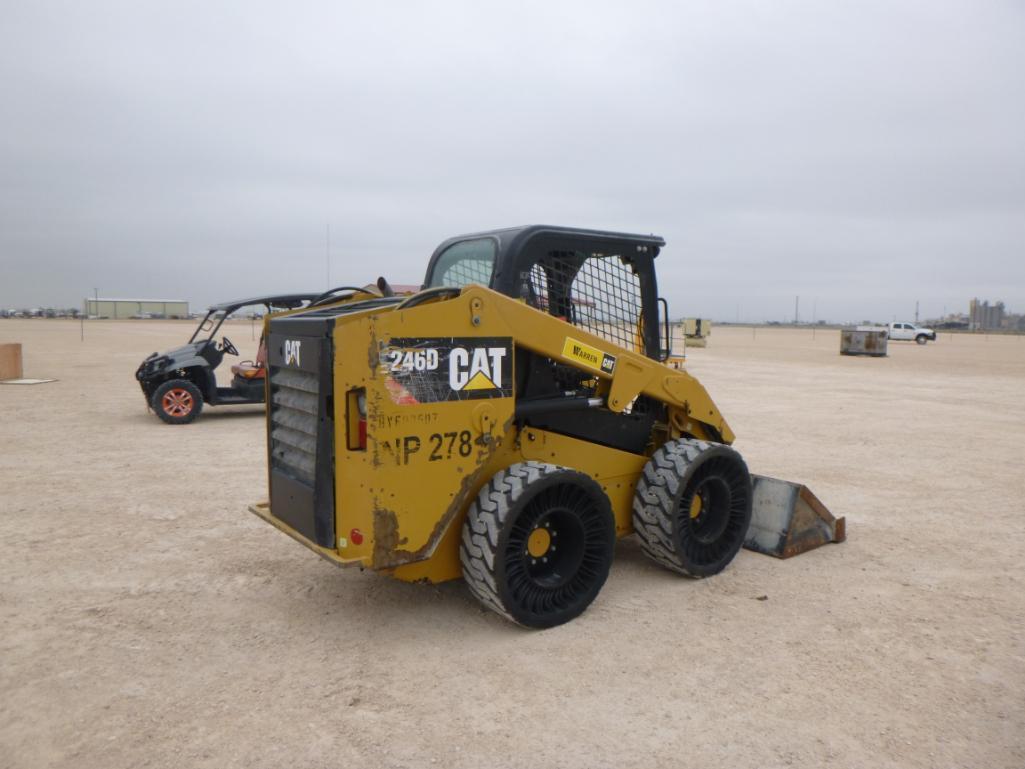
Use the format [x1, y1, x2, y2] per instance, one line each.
[188, 310, 232, 343]
[426, 238, 496, 289]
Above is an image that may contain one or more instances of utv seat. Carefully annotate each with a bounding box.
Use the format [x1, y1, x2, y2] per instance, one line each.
[231, 339, 268, 379]
[231, 362, 265, 379]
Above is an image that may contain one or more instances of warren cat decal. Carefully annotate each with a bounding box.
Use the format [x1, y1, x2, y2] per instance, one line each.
[562, 336, 616, 375]
[380, 337, 513, 404]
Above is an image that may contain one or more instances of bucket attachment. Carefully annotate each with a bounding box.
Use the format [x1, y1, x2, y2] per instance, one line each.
[744, 475, 846, 558]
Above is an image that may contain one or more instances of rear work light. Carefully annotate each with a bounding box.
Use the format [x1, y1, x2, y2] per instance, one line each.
[346, 388, 367, 450]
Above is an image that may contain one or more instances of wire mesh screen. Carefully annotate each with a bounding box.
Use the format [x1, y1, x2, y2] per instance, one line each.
[528, 251, 644, 353]
[528, 263, 548, 306]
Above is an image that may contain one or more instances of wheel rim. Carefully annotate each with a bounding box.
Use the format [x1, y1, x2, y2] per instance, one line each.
[162, 388, 194, 417]
[677, 456, 749, 565]
[688, 477, 732, 544]
[503, 483, 607, 616]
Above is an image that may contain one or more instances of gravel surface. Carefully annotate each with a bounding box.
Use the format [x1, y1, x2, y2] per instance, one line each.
[2, 320, 1023, 769]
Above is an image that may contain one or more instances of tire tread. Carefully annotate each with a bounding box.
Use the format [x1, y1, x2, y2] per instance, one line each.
[632, 438, 721, 577]
[459, 461, 563, 624]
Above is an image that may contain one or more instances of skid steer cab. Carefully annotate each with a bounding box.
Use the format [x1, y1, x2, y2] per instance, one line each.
[251, 225, 843, 628]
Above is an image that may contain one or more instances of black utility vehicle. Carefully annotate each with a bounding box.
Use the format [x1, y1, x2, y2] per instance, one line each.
[135, 294, 319, 424]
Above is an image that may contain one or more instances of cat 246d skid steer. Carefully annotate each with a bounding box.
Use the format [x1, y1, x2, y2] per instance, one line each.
[250, 226, 844, 628]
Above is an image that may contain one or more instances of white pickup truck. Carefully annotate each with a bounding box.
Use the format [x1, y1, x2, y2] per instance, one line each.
[886, 322, 937, 344]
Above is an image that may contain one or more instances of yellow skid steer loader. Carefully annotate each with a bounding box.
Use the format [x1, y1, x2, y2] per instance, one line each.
[250, 226, 843, 628]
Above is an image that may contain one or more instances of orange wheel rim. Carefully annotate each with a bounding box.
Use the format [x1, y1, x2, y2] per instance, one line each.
[162, 388, 194, 417]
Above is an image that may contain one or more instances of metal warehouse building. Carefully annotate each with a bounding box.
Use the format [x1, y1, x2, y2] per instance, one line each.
[84, 298, 189, 319]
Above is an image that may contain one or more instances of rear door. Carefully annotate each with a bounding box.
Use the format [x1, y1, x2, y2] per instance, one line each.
[265, 315, 336, 548]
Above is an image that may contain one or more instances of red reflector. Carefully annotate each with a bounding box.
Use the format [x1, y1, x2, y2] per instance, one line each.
[350, 528, 364, 545]
[358, 418, 367, 449]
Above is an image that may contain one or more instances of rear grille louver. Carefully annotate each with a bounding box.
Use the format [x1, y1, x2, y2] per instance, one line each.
[266, 316, 337, 548]
[269, 367, 319, 485]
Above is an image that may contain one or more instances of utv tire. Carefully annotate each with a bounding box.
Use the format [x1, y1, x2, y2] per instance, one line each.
[915, 334, 928, 345]
[633, 439, 752, 577]
[152, 379, 203, 425]
[460, 461, 615, 629]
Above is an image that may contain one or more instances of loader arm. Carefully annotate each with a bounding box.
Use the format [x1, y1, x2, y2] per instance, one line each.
[461, 285, 735, 444]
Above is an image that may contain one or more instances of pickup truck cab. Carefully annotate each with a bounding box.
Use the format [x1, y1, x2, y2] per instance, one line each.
[887, 322, 937, 344]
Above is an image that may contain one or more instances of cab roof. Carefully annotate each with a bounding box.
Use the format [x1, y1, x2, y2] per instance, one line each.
[430, 224, 665, 257]
[423, 224, 665, 294]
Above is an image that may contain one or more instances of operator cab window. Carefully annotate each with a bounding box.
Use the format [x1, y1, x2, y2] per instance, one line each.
[427, 238, 496, 289]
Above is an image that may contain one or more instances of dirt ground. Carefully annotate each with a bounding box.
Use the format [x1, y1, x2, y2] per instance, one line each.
[1, 319, 1023, 769]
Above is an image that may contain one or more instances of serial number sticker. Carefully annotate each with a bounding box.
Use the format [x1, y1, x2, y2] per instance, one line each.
[562, 337, 617, 375]
[379, 431, 474, 465]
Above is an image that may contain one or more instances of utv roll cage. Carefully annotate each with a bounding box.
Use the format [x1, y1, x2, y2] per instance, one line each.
[187, 293, 322, 344]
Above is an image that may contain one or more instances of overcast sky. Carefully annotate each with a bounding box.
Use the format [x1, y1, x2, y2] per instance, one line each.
[1, 1, 1023, 322]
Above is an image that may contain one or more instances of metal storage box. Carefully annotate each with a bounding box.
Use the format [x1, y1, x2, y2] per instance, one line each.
[840, 329, 887, 357]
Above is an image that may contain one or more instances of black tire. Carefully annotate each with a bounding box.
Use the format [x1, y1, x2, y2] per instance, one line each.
[460, 461, 616, 628]
[915, 334, 928, 345]
[151, 379, 203, 425]
[632, 438, 752, 577]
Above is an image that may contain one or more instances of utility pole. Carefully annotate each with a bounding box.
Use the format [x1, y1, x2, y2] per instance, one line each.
[915, 300, 919, 324]
[794, 296, 799, 325]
